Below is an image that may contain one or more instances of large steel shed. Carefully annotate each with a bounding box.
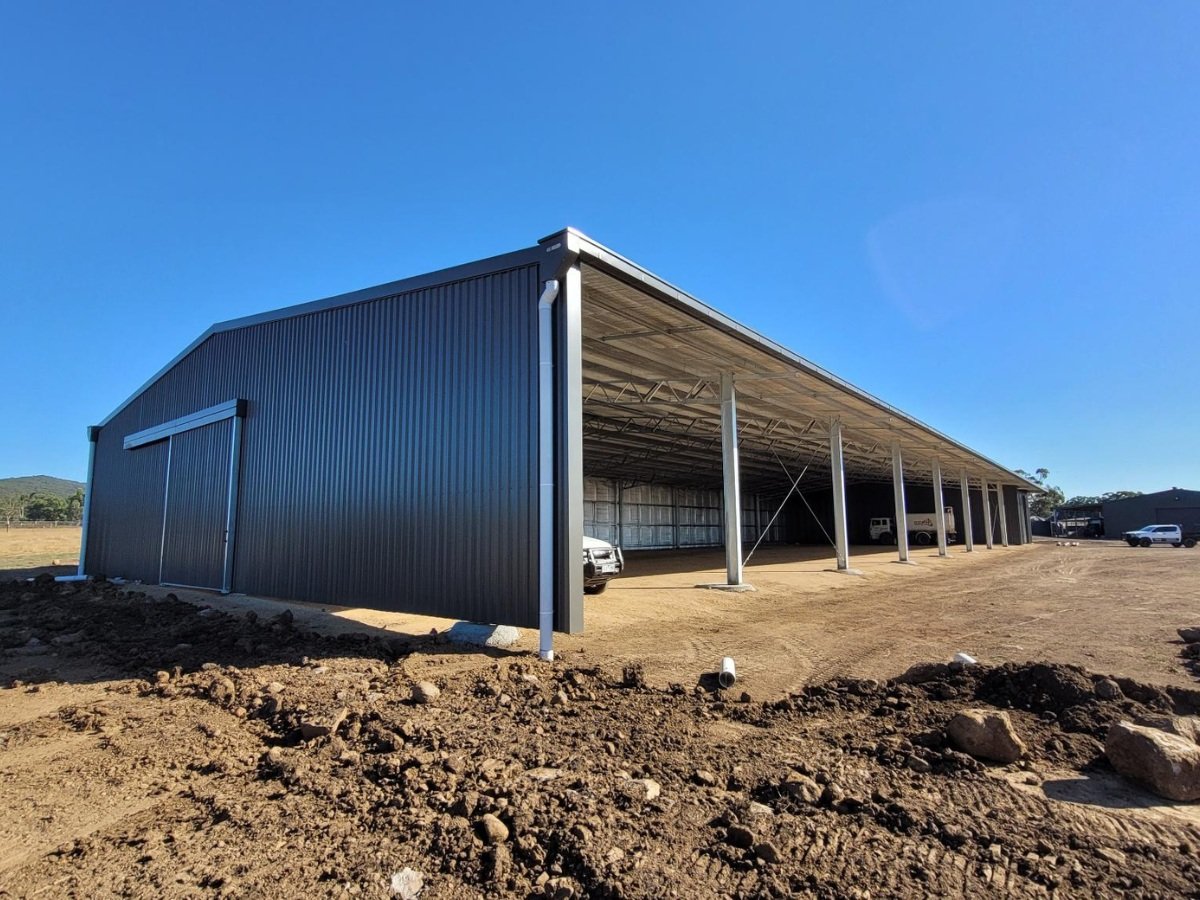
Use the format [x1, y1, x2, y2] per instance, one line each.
[80, 228, 1039, 658]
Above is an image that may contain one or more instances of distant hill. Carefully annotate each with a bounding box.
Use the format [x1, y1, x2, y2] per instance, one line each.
[0, 475, 85, 499]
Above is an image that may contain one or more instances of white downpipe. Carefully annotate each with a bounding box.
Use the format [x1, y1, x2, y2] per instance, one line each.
[537, 279, 561, 662]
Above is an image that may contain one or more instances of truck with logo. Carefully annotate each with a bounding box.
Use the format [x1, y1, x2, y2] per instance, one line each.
[869, 509, 957, 546]
[1122, 524, 1198, 549]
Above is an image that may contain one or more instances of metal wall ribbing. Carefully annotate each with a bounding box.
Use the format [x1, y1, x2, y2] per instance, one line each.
[161, 419, 233, 589]
[87, 438, 169, 582]
[87, 264, 543, 627]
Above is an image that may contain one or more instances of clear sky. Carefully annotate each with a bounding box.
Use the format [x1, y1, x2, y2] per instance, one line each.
[1, 2, 1197, 499]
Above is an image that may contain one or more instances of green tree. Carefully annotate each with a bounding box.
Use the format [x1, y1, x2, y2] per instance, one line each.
[24, 492, 69, 522]
[0, 493, 26, 530]
[1015, 468, 1064, 518]
[65, 488, 85, 522]
[1063, 490, 1143, 506]
[1101, 490, 1142, 502]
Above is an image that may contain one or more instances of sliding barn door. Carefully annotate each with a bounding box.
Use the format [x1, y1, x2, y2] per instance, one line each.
[160, 419, 235, 590]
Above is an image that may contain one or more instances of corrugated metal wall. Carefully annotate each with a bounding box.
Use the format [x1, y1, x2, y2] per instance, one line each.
[87, 438, 169, 582]
[581, 477, 779, 550]
[87, 263, 542, 627]
[1102, 490, 1200, 538]
[161, 419, 233, 589]
[677, 487, 723, 547]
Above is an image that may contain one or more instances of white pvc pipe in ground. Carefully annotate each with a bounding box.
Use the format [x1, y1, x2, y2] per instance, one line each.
[537, 279, 561, 662]
[719, 656, 737, 689]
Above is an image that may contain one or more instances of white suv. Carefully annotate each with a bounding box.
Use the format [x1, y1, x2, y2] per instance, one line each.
[1123, 524, 1196, 548]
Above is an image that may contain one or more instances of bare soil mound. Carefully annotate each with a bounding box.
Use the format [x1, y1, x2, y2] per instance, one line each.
[3, 578, 1200, 898]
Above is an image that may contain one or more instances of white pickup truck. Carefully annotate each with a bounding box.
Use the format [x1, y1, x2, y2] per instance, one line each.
[870, 509, 957, 546]
[1123, 524, 1198, 549]
[583, 535, 624, 594]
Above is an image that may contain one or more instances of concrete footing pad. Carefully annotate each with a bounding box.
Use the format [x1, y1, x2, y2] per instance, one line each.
[445, 622, 521, 648]
[825, 567, 865, 576]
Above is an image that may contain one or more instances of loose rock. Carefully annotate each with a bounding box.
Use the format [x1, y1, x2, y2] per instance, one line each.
[947, 709, 1026, 763]
[476, 813, 510, 844]
[412, 681, 440, 704]
[783, 772, 822, 804]
[1106, 720, 1200, 801]
[618, 777, 660, 802]
[390, 867, 425, 898]
[754, 841, 782, 864]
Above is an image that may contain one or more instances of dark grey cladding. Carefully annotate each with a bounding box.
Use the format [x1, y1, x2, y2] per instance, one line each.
[86, 260, 545, 628]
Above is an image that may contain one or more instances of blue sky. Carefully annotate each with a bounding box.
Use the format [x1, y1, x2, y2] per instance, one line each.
[2, 3, 1197, 499]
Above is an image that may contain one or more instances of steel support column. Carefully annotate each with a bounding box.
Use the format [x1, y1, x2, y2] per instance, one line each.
[555, 264, 585, 633]
[77, 425, 100, 577]
[981, 479, 994, 549]
[720, 373, 743, 584]
[960, 468, 974, 552]
[891, 443, 910, 563]
[830, 419, 850, 570]
[932, 458, 949, 557]
[997, 482, 1010, 547]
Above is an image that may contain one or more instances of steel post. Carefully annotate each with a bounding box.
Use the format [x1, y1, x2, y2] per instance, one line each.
[960, 468, 974, 551]
[891, 443, 910, 563]
[720, 373, 743, 584]
[997, 482, 1010, 547]
[981, 479, 994, 549]
[830, 420, 850, 570]
[932, 458, 948, 556]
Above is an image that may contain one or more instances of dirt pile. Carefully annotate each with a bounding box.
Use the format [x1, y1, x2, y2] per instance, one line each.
[3, 578, 1200, 898]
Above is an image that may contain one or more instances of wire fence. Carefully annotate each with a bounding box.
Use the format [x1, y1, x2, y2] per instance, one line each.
[2, 520, 83, 529]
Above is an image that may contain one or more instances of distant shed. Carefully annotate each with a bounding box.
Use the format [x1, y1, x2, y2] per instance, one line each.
[1102, 489, 1200, 538]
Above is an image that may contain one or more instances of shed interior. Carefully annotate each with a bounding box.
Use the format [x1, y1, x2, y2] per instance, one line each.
[578, 262, 1026, 556]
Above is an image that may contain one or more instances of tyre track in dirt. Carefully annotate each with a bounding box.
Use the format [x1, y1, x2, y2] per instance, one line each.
[577, 542, 1200, 698]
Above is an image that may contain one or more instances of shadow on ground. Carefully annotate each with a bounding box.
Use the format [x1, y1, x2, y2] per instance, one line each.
[0, 574, 524, 689]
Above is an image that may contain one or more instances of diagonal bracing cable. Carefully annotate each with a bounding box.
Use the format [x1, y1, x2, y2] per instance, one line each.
[773, 449, 838, 550]
[744, 460, 810, 566]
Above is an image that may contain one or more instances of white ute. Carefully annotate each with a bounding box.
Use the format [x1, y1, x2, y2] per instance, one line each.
[583, 535, 624, 594]
[1123, 524, 1198, 549]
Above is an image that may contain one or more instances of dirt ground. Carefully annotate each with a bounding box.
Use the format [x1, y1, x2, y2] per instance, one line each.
[573, 540, 1200, 697]
[2, 540, 1200, 898]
